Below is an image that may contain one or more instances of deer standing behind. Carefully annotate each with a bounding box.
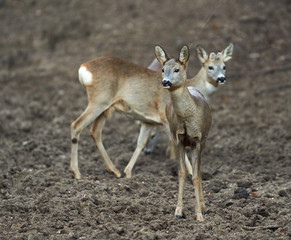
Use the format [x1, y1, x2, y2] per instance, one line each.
[144, 43, 233, 155]
[155, 45, 212, 221]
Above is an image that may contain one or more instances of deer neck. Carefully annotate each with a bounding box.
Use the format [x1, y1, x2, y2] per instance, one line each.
[188, 67, 218, 98]
[168, 86, 193, 118]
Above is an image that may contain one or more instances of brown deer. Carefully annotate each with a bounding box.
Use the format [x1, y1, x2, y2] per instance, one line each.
[155, 45, 212, 221]
[144, 43, 233, 155]
[70, 56, 171, 179]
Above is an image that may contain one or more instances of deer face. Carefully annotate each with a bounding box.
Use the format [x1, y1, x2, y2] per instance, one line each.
[161, 59, 187, 88]
[196, 43, 233, 85]
[205, 53, 227, 84]
[155, 45, 189, 89]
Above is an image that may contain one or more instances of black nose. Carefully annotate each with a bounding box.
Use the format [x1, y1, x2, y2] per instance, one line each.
[217, 77, 226, 83]
[162, 80, 172, 87]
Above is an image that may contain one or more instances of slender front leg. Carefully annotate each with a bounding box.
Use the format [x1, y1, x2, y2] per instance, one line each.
[124, 123, 153, 178]
[198, 143, 206, 213]
[175, 143, 186, 219]
[90, 114, 121, 178]
[198, 157, 205, 216]
[191, 143, 204, 221]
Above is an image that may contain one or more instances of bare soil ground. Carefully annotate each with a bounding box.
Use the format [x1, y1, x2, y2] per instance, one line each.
[0, 0, 290, 239]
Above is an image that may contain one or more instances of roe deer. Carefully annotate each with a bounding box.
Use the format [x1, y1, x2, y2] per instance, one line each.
[155, 45, 212, 221]
[70, 56, 172, 179]
[144, 43, 233, 155]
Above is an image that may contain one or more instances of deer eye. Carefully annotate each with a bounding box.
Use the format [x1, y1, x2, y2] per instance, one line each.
[208, 66, 214, 70]
[162, 68, 164, 72]
[174, 69, 179, 73]
[223, 66, 226, 70]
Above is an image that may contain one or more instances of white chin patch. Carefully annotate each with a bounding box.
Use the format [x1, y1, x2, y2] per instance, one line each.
[205, 81, 217, 94]
[163, 86, 171, 89]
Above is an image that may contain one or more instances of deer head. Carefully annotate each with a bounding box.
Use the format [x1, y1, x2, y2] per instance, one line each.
[196, 43, 233, 84]
[155, 45, 190, 89]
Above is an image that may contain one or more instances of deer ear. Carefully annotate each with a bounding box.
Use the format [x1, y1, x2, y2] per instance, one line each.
[222, 43, 233, 62]
[196, 45, 208, 64]
[179, 45, 190, 65]
[155, 45, 168, 64]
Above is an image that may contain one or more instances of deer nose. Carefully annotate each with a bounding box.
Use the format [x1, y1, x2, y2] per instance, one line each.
[217, 77, 226, 83]
[162, 80, 172, 87]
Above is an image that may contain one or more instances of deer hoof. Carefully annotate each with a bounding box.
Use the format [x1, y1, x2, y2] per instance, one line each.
[175, 213, 186, 219]
[196, 213, 204, 222]
[113, 170, 121, 178]
[125, 173, 132, 178]
[71, 168, 81, 179]
[107, 167, 121, 178]
[123, 167, 133, 178]
[73, 172, 81, 179]
[175, 207, 185, 219]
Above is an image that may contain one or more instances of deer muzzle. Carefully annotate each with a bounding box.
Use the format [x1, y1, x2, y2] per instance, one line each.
[217, 77, 226, 84]
[162, 79, 172, 88]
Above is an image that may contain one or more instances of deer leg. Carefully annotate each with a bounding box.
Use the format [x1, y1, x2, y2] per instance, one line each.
[163, 124, 177, 159]
[164, 124, 192, 178]
[70, 104, 106, 179]
[198, 143, 206, 213]
[143, 126, 160, 155]
[90, 114, 121, 178]
[166, 141, 177, 159]
[175, 143, 186, 219]
[168, 146, 192, 176]
[124, 123, 153, 178]
[191, 143, 204, 221]
[185, 153, 193, 176]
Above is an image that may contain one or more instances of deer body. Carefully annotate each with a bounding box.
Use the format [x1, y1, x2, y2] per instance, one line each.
[79, 57, 166, 124]
[71, 56, 171, 179]
[155, 45, 212, 221]
[167, 88, 211, 140]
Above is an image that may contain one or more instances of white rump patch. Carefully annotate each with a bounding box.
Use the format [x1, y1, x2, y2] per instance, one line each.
[78, 66, 93, 85]
[187, 86, 206, 100]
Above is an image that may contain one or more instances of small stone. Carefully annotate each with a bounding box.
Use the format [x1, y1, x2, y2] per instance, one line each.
[251, 191, 258, 197]
[278, 189, 288, 197]
[117, 227, 124, 234]
[237, 181, 252, 188]
[233, 187, 249, 199]
[256, 208, 269, 217]
[225, 199, 234, 207]
[20, 121, 32, 132]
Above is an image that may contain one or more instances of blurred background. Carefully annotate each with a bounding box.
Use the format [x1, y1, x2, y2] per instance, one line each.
[0, 0, 290, 239]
